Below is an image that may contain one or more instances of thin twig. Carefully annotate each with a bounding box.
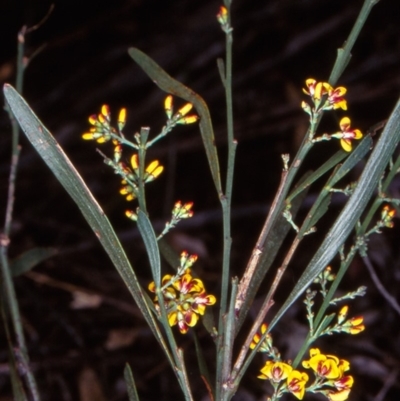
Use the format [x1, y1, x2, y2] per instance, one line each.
[231, 236, 300, 381]
[1, 25, 42, 401]
[234, 168, 288, 314]
[363, 255, 400, 316]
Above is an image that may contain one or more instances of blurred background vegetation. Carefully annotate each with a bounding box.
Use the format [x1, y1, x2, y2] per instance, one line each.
[1, 0, 400, 400]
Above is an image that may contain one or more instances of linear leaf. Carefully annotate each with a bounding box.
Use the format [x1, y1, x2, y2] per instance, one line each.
[10, 247, 57, 277]
[287, 151, 347, 202]
[300, 193, 332, 236]
[124, 364, 140, 401]
[128, 47, 222, 195]
[137, 210, 161, 287]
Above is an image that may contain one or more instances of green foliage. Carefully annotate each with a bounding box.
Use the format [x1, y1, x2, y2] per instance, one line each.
[3, 0, 400, 400]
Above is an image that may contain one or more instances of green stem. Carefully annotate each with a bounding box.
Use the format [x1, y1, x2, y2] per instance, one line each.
[329, 0, 379, 85]
[2, 26, 41, 401]
[216, 4, 236, 399]
[218, 4, 235, 325]
[137, 128, 149, 212]
[219, 279, 238, 401]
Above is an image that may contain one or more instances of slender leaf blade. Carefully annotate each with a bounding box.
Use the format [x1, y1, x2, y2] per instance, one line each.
[128, 47, 222, 195]
[300, 193, 332, 236]
[10, 247, 57, 277]
[137, 210, 161, 287]
[287, 151, 347, 202]
[124, 364, 140, 401]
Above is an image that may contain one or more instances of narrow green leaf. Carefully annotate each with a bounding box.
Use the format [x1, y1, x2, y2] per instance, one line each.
[315, 313, 336, 337]
[128, 47, 222, 195]
[137, 210, 161, 287]
[10, 247, 57, 277]
[3, 84, 172, 361]
[158, 238, 180, 271]
[270, 97, 400, 330]
[124, 364, 140, 401]
[8, 350, 28, 401]
[287, 151, 347, 202]
[300, 194, 332, 237]
[288, 135, 372, 203]
[299, 136, 372, 236]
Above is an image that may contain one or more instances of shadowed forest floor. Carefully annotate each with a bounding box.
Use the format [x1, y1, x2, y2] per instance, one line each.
[1, 0, 400, 400]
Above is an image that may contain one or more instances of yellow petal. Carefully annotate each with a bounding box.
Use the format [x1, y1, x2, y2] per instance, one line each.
[82, 133, 94, 140]
[130, 154, 139, 170]
[164, 95, 173, 118]
[101, 104, 110, 117]
[118, 108, 126, 124]
[177, 115, 199, 125]
[178, 103, 193, 116]
[340, 138, 352, 152]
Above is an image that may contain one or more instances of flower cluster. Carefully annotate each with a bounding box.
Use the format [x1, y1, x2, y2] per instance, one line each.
[258, 360, 309, 400]
[82, 100, 199, 221]
[302, 78, 363, 152]
[119, 154, 164, 201]
[250, 323, 280, 360]
[380, 205, 396, 228]
[217, 6, 231, 33]
[148, 252, 216, 334]
[164, 95, 199, 125]
[82, 104, 127, 144]
[157, 201, 195, 239]
[256, 347, 354, 401]
[303, 79, 347, 112]
[332, 305, 365, 335]
[302, 348, 354, 401]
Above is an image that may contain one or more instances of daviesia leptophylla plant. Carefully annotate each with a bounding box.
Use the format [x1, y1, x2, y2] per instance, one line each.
[4, 1, 400, 401]
[77, 4, 400, 400]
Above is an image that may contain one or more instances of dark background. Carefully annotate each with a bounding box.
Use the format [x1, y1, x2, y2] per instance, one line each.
[1, 0, 400, 400]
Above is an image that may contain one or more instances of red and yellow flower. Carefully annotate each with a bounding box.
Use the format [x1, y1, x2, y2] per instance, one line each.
[258, 361, 293, 383]
[331, 117, 363, 152]
[302, 348, 344, 380]
[148, 271, 216, 334]
[164, 95, 199, 125]
[303, 79, 347, 111]
[286, 369, 309, 400]
[250, 323, 271, 353]
[217, 6, 228, 26]
[82, 104, 125, 143]
[341, 316, 365, 335]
